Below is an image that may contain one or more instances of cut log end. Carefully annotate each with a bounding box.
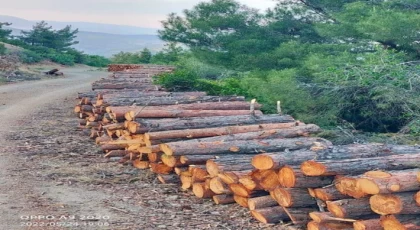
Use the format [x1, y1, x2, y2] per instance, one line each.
[301, 161, 326, 176]
[233, 195, 249, 208]
[159, 143, 173, 156]
[278, 166, 296, 188]
[415, 191, 420, 206]
[353, 219, 381, 230]
[229, 183, 251, 197]
[272, 188, 292, 207]
[357, 178, 380, 195]
[380, 215, 406, 230]
[326, 201, 346, 218]
[369, 194, 402, 215]
[251, 154, 274, 170]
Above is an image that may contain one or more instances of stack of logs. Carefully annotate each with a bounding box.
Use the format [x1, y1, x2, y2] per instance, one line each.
[75, 64, 420, 230]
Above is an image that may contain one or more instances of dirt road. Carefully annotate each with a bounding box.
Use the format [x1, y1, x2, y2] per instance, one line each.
[0, 67, 281, 230]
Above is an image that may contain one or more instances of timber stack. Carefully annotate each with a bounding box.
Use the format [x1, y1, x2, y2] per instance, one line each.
[75, 64, 420, 229]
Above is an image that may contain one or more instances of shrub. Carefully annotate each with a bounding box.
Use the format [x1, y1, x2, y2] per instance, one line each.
[84, 55, 110, 67]
[155, 70, 199, 91]
[18, 50, 44, 64]
[47, 52, 75, 66]
[0, 43, 5, 55]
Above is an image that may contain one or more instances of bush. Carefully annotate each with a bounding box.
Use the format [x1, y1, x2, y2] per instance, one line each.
[18, 50, 44, 64]
[47, 52, 75, 66]
[0, 43, 5, 55]
[84, 55, 110, 67]
[155, 70, 199, 91]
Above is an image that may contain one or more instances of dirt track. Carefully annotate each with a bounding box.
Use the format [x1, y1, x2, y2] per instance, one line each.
[0, 67, 286, 230]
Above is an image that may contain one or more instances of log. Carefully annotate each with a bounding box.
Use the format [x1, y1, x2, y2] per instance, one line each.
[160, 137, 331, 156]
[92, 80, 162, 90]
[252, 143, 420, 170]
[180, 155, 215, 166]
[149, 163, 173, 175]
[335, 176, 369, 199]
[307, 221, 354, 230]
[209, 177, 232, 195]
[192, 181, 215, 198]
[309, 212, 359, 223]
[326, 198, 375, 218]
[250, 206, 289, 224]
[233, 195, 250, 208]
[213, 194, 235, 205]
[313, 186, 351, 202]
[353, 219, 382, 230]
[125, 109, 263, 121]
[380, 215, 420, 230]
[369, 192, 420, 215]
[248, 195, 278, 211]
[104, 95, 246, 107]
[271, 188, 317, 208]
[132, 160, 150, 169]
[250, 169, 280, 191]
[301, 153, 420, 176]
[278, 166, 334, 188]
[356, 169, 420, 195]
[128, 114, 296, 134]
[206, 155, 255, 177]
[144, 123, 316, 144]
[157, 174, 180, 184]
[218, 170, 252, 184]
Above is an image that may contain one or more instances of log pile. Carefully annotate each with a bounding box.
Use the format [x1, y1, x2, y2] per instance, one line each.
[75, 64, 420, 229]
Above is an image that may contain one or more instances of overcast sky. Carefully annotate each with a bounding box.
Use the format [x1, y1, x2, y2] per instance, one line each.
[0, 0, 277, 28]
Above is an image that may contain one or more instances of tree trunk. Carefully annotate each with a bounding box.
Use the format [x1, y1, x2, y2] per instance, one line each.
[309, 212, 359, 223]
[356, 169, 420, 195]
[128, 114, 296, 134]
[301, 153, 420, 176]
[369, 192, 420, 215]
[212, 194, 235, 205]
[252, 144, 420, 170]
[206, 155, 255, 177]
[271, 188, 317, 208]
[180, 155, 215, 166]
[248, 195, 278, 211]
[144, 123, 315, 144]
[313, 186, 351, 202]
[160, 137, 331, 156]
[278, 166, 334, 188]
[326, 198, 375, 218]
[250, 206, 289, 224]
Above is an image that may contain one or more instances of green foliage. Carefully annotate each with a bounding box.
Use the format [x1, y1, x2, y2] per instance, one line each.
[84, 55, 110, 67]
[155, 70, 199, 91]
[47, 52, 75, 66]
[0, 43, 5, 55]
[19, 21, 79, 51]
[111, 48, 153, 64]
[0, 22, 12, 40]
[18, 50, 44, 64]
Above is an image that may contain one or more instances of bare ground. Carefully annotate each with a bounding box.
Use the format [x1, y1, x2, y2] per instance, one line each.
[0, 67, 290, 229]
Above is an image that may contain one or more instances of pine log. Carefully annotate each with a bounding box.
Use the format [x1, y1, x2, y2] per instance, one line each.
[180, 155, 215, 166]
[128, 114, 296, 134]
[180, 174, 193, 190]
[353, 219, 382, 230]
[206, 155, 255, 177]
[132, 160, 150, 169]
[307, 221, 354, 230]
[248, 195, 278, 211]
[239, 176, 262, 191]
[149, 162, 173, 175]
[309, 212, 358, 224]
[313, 186, 351, 202]
[250, 206, 289, 224]
[161, 137, 331, 156]
[356, 169, 420, 195]
[271, 187, 316, 208]
[218, 170, 252, 184]
[335, 176, 368, 199]
[380, 215, 420, 230]
[144, 123, 314, 144]
[157, 174, 180, 184]
[326, 198, 375, 218]
[192, 180, 215, 198]
[250, 169, 280, 191]
[148, 152, 163, 162]
[101, 91, 206, 100]
[92, 81, 162, 90]
[213, 194, 235, 205]
[229, 183, 255, 197]
[161, 155, 183, 167]
[369, 192, 420, 215]
[252, 143, 420, 170]
[278, 166, 334, 188]
[233, 195, 250, 208]
[104, 95, 246, 107]
[301, 153, 420, 176]
[209, 177, 232, 195]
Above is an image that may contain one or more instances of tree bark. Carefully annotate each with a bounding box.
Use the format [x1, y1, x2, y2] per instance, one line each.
[180, 155, 215, 165]
[250, 206, 289, 224]
[157, 174, 180, 184]
[206, 155, 255, 177]
[212, 194, 235, 205]
[271, 187, 317, 208]
[128, 114, 296, 134]
[313, 186, 351, 202]
[369, 192, 420, 215]
[252, 143, 420, 170]
[301, 153, 420, 176]
[248, 195, 278, 211]
[92, 81, 162, 91]
[326, 198, 375, 218]
[160, 137, 331, 156]
[356, 169, 420, 195]
[353, 219, 382, 230]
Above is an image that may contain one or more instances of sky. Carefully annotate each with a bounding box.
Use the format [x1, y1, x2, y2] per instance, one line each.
[0, 0, 277, 28]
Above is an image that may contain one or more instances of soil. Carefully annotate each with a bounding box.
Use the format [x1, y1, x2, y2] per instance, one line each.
[0, 67, 290, 229]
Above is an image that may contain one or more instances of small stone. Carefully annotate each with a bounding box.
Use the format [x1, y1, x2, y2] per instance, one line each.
[157, 225, 167, 229]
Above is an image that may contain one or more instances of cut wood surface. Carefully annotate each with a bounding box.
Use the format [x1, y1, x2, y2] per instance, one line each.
[380, 215, 420, 230]
[353, 219, 382, 230]
[160, 137, 331, 156]
[271, 188, 316, 208]
[356, 169, 420, 195]
[301, 153, 420, 176]
[128, 114, 295, 134]
[278, 166, 334, 188]
[335, 176, 369, 199]
[369, 192, 420, 215]
[307, 221, 354, 230]
[252, 143, 420, 170]
[144, 123, 316, 143]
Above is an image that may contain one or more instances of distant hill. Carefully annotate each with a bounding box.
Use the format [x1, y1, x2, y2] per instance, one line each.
[1, 15, 166, 57]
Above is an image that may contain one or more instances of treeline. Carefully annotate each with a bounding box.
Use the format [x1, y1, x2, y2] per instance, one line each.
[0, 21, 110, 67]
[152, 0, 420, 136]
